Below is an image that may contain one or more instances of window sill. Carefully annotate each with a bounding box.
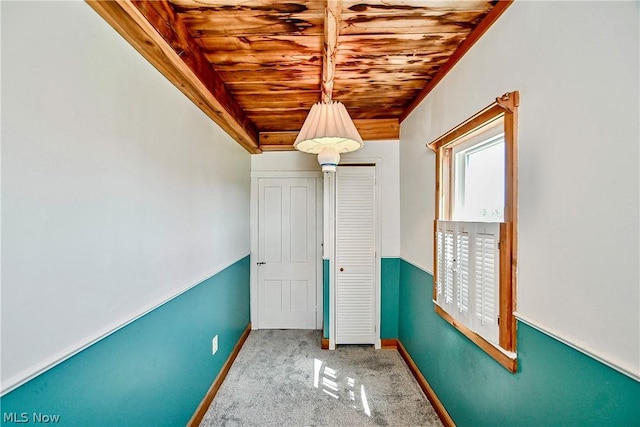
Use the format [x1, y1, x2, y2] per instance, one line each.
[434, 304, 517, 373]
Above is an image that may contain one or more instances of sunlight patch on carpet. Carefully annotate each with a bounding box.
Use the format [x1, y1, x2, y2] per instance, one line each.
[313, 358, 372, 417]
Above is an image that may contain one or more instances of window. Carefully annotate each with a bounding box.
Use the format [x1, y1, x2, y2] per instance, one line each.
[452, 124, 504, 222]
[428, 91, 519, 372]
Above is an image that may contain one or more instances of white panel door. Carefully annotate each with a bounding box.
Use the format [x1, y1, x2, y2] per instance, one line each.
[335, 166, 376, 344]
[257, 178, 317, 329]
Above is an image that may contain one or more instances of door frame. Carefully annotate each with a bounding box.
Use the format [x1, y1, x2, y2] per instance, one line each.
[328, 160, 382, 350]
[250, 171, 323, 330]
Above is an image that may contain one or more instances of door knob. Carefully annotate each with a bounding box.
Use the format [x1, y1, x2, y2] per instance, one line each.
[257, 262, 266, 265]
[339, 267, 344, 272]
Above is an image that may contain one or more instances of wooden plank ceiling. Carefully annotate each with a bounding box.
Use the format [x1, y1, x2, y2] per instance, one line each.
[88, 0, 510, 153]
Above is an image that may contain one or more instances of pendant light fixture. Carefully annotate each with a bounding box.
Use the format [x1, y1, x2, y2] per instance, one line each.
[294, 101, 363, 172]
[293, 2, 363, 172]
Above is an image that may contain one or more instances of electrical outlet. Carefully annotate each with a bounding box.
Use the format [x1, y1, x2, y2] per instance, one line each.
[212, 335, 218, 355]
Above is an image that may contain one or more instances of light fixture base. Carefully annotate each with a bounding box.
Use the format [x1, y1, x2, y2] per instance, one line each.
[317, 148, 340, 173]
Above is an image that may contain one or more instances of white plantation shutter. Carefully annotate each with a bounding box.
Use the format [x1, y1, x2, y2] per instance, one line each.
[436, 227, 444, 302]
[442, 224, 456, 314]
[455, 224, 471, 325]
[472, 224, 500, 344]
[435, 220, 500, 345]
[444, 231, 455, 302]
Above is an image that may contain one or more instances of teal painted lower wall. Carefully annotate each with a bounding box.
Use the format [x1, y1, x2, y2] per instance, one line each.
[0, 256, 251, 426]
[398, 258, 640, 426]
[381, 258, 399, 339]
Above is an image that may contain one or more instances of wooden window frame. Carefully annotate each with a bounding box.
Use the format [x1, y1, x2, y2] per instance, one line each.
[428, 91, 519, 373]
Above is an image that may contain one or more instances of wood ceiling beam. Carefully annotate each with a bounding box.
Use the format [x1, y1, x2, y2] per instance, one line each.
[86, 0, 261, 153]
[322, 0, 342, 103]
[259, 118, 400, 149]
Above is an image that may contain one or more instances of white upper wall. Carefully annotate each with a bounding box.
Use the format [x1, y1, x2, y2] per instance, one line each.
[400, 1, 639, 378]
[252, 141, 400, 256]
[1, 1, 251, 392]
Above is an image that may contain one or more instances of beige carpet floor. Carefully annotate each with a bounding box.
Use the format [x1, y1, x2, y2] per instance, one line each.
[200, 329, 442, 426]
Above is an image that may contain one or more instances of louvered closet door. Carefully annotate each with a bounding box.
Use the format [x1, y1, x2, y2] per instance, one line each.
[335, 166, 376, 344]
